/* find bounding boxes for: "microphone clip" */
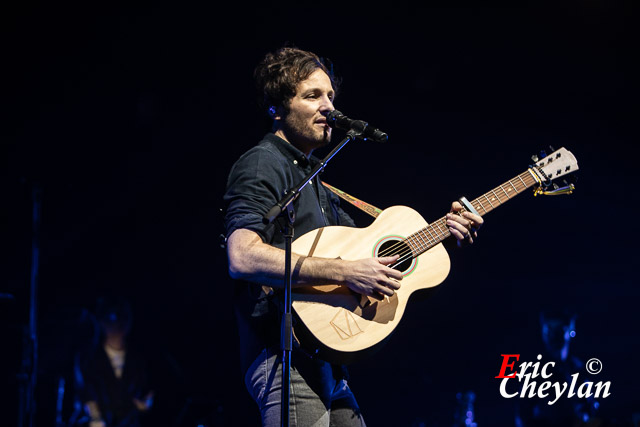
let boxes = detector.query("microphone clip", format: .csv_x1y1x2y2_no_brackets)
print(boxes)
326,110,388,143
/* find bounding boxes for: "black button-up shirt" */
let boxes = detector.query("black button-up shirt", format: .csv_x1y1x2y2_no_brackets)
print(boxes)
223,133,355,373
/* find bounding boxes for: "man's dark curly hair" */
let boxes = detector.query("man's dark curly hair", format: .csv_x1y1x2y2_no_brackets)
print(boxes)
254,46,340,114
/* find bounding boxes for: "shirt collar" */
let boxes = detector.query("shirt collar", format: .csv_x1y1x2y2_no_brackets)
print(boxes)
263,133,312,168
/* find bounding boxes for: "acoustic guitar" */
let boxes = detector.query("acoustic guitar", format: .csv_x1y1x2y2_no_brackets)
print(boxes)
291,147,579,364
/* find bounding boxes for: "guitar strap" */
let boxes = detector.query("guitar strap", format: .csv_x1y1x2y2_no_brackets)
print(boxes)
321,181,382,219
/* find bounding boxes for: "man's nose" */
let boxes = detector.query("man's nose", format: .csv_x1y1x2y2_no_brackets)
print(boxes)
320,95,334,114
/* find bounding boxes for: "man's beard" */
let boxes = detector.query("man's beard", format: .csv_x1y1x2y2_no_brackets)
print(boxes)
282,115,332,150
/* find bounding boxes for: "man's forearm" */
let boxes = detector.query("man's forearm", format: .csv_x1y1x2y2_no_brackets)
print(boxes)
227,228,346,288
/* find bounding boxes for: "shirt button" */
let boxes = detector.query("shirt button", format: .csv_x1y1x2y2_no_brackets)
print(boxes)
293,160,298,165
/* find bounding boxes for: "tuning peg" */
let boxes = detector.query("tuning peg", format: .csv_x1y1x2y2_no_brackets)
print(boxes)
531,154,539,162
553,183,559,190
539,150,547,159
548,145,555,153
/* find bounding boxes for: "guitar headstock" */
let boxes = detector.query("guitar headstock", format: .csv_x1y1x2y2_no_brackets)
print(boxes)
530,147,579,195
529,147,579,195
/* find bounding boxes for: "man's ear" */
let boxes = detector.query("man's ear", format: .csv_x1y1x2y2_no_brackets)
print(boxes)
269,105,285,121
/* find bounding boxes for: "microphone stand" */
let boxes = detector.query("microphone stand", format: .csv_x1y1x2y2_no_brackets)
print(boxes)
262,130,359,427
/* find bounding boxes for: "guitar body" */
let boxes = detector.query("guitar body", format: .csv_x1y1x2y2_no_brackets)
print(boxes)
292,205,451,364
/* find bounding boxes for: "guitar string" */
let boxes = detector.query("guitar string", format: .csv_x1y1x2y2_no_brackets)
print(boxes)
379,216,468,270
377,216,452,258
376,217,450,260
376,216,453,260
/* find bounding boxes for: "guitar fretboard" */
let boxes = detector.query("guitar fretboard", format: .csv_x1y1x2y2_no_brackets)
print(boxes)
405,169,538,257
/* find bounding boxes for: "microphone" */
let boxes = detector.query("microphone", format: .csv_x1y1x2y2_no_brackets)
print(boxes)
326,110,388,143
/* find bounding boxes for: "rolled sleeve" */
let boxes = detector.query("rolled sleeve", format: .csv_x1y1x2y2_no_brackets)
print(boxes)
223,147,287,243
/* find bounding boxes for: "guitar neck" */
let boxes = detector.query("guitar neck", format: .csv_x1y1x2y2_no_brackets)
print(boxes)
407,169,538,257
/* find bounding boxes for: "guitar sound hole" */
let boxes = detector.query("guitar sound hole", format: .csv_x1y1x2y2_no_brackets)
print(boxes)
376,239,413,273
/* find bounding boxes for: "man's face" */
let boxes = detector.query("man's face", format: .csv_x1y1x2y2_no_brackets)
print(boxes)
276,69,335,155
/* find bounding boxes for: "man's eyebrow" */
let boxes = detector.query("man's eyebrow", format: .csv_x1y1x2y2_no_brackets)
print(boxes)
308,87,335,94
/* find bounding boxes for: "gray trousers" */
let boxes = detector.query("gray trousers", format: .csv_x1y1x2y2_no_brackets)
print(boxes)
244,347,367,427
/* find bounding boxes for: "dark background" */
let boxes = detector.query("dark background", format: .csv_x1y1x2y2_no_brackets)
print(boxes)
2,3,638,426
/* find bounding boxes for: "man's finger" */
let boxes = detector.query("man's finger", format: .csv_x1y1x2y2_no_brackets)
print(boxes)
385,276,402,290
377,255,400,265
375,283,395,297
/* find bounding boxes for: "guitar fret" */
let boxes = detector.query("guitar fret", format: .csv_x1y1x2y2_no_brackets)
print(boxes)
508,180,518,194
416,232,428,252
434,220,446,238
424,227,437,246
404,236,416,254
474,198,487,214
517,175,527,189
442,219,452,237
404,235,419,257
500,184,511,199
414,231,428,252
490,189,501,205
484,194,494,208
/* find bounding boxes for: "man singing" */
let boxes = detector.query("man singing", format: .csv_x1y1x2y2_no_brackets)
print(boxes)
223,46,482,426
